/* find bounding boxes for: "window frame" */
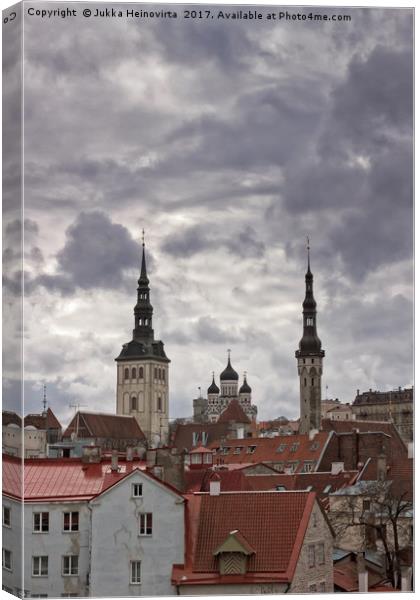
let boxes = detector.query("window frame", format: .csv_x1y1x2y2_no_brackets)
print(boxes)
32,555,48,577
33,512,49,533
132,483,143,498
63,511,79,533
62,555,79,577
130,560,142,585
2,548,12,571
308,544,316,568
317,542,325,565
138,513,153,536
3,506,11,528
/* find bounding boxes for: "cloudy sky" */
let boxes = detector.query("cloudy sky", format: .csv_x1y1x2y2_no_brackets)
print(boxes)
3,3,413,427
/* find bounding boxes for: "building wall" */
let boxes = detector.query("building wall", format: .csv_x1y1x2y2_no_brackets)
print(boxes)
178,582,288,595
289,500,334,593
89,470,184,597
297,356,323,433
2,425,47,458
116,360,169,446
2,497,24,597
22,501,90,597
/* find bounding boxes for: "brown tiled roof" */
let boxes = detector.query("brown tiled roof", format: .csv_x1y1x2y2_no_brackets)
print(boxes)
2,411,22,427
180,491,315,579
210,432,330,470
63,412,145,440
358,456,413,501
246,470,359,496
172,422,231,453
184,468,253,493
24,408,62,430
218,399,250,424
321,419,407,454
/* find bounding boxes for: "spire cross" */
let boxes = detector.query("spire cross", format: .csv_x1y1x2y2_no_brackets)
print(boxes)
142,229,145,247
244,371,247,379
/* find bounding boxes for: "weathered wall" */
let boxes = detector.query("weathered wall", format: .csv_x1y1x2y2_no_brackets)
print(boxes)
2,497,24,596
178,582,288,595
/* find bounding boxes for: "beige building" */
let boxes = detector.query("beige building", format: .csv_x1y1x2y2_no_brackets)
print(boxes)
116,241,170,446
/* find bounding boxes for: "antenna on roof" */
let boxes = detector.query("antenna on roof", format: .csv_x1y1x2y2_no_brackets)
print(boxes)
69,403,88,440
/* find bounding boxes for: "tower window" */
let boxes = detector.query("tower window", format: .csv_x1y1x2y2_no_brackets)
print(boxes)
139,367,144,379
154,368,158,379
124,368,129,381
311,378,314,386
131,396,137,411
162,370,165,382
306,317,313,326
132,367,136,379
304,378,307,387
157,397,162,411
311,359,314,364
158,368,161,380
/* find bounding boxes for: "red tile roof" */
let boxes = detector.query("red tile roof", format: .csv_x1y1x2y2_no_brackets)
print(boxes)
358,456,413,501
172,422,231,453
218,400,250,424
63,412,145,440
1,454,184,502
210,432,330,471
184,468,253,493
321,419,407,455
173,490,317,586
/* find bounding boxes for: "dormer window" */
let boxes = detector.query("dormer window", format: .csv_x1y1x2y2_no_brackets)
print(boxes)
214,530,255,576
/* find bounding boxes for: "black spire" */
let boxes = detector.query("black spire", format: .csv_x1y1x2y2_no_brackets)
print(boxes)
220,350,239,381
133,231,154,343
239,373,252,394
207,372,220,395
296,240,324,357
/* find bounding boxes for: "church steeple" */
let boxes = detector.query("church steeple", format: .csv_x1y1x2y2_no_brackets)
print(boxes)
297,238,323,355
133,232,154,343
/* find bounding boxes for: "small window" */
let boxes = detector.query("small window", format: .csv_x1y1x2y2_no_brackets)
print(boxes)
303,462,313,473
130,560,141,584
2,549,12,571
32,556,48,577
317,543,325,565
276,485,286,491
323,484,332,494
308,545,315,568
139,367,144,379
157,397,162,411
62,555,78,576
246,445,257,454
304,378,307,387
63,512,79,532
139,513,153,536
124,368,129,380
319,582,326,593
154,368,158,379
158,368,162,380
311,358,314,364
276,444,286,453
203,453,213,464
131,396,137,411
3,507,11,528
362,499,371,512
132,483,143,497
234,447,243,454
191,453,202,465
290,442,299,453
33,512,49,533
311,378,314,386
131,367,136,379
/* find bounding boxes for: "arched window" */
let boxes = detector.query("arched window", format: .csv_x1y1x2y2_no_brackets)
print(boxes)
132,367,136,380
124,368,129,381
139,367,144,379
157,397,162,411
131,396,137,411
154,367,158,379
304,378,307,387
162,370,165,382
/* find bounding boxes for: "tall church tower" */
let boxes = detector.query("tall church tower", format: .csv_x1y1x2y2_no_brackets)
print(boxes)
295,241,325,434
116,235,170,447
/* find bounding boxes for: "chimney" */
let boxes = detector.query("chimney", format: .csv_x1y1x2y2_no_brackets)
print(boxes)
309,429,318,441
111,450,119,472
209,473,221,496
407,442,413,459
401,566,412,591
331,461,344,475
126,446,133,462
377,454,387,482
81,445,101,464
357,553,368,593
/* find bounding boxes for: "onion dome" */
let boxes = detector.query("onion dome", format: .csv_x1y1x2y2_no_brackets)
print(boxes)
239,375,252,394
207,373,220,395
220,356,239,381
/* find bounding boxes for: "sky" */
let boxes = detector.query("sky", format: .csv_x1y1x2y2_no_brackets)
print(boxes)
2,2,413,427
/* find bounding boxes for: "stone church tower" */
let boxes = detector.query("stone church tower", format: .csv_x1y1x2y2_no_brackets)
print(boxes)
296,243,325,434
116,237,170,446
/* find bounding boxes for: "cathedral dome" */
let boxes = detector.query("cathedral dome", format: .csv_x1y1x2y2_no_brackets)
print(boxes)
220,357,239,381
207,375,220,395
239,377,252,394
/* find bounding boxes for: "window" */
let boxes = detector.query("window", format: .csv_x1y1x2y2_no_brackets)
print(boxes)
154,368,158,379
276,444,286,453
317,543,325,565
131,367,136,379
362,499,371,511
158,368,162,380
303,462,313,473
3,506,11,527
139,513,153,536
311,378,314,386
62,555,78,576
157,396,162,411
131,396,137,411
32,556,48,577
308,584,317,593
63,512,79,532
309,442,319,451
33,512,49,533
2,549,12,571
132,483,143,497
304,377,307,387
306,317,313,326
246,445,256,454
308,544,315,568
319,582,326,593
234,447,243,454
130,560,141,584
139,367,144,379
276,485,286,491
323,484,332,494
124,368,129,380
203,452,213,464
191,453,202,465
162,370,165,382
290,442,299,453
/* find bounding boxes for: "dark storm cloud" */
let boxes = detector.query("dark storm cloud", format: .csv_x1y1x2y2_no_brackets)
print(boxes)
31,212,141,294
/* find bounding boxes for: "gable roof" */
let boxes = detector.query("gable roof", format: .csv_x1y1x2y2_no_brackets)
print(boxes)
245,470,359,497
218,399,251,424
184,468,253,493
321,419,407,455
2,411,22,427
25,407,62,430
173,490,319,586
62,412,145,440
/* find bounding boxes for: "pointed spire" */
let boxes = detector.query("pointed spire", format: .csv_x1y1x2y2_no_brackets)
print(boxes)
306,236,311,273
42,384,47,413
139,229,149,285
